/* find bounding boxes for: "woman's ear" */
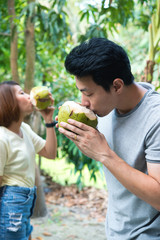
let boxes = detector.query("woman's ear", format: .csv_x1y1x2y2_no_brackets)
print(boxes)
113,78,124,93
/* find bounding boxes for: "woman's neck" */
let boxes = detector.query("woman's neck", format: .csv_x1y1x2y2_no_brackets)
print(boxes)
8,120,23,137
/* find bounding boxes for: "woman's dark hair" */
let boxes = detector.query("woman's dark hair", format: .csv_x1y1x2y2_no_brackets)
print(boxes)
65,38,134,91
0,81,20,127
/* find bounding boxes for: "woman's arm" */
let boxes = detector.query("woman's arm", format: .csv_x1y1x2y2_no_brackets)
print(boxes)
38,124,57,159
38,96,57,159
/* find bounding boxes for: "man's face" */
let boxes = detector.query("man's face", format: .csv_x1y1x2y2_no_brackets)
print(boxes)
76,76,116,117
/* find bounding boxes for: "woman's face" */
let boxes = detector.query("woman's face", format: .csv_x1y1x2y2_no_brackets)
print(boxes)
14,85,33,117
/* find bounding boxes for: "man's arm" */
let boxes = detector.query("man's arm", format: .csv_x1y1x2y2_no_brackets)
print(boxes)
58,119,160,211
102,151,160,211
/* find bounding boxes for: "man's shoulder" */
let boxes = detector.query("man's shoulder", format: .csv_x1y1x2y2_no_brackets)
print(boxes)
138,82,160,104
145,90,160,109
138,82,155,91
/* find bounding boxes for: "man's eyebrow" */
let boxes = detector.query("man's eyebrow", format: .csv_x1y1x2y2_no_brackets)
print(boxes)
76,85,89,92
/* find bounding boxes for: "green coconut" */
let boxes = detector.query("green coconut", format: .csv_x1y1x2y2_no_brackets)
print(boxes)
30,86,51,110
58,101,98,128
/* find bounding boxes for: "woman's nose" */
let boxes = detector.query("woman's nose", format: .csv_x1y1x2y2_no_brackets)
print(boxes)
26,93,30,99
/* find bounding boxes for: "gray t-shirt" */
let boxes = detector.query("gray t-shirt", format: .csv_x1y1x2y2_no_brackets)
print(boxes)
98,83,160,240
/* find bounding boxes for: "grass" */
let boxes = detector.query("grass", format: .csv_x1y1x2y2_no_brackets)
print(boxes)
36,156,107,189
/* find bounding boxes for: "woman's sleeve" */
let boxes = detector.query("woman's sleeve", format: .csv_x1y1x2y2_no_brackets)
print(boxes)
0,140,7,176
22,122,46,153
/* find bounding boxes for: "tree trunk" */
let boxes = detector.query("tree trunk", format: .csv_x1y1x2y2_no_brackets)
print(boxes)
144,60,155,83
141,0,160,84
8,0,19,83
24,0,47,218
24,0,35,93
24,110,47,218
31,165,48,218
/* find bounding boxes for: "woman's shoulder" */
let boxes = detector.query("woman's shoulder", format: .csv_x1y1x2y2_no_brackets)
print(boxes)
21,122,32,132
0,126,9,143
21,122,39,139
0,126,8,135
21,122,35,137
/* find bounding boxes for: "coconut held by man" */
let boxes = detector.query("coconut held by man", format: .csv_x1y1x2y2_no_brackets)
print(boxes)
58,101,98,128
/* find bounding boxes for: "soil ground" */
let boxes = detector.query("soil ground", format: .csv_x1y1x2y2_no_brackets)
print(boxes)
31,175,108,240
31,203,107,240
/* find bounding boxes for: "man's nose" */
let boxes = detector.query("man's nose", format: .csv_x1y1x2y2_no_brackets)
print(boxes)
81,94,90,108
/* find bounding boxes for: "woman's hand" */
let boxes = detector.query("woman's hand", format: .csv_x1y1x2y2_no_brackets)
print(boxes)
38,94,57,159
39,94,55,123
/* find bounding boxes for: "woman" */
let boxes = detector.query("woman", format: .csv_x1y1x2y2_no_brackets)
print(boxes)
0,81,57,240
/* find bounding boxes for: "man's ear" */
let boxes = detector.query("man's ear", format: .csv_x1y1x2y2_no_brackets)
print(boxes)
113,78,124,93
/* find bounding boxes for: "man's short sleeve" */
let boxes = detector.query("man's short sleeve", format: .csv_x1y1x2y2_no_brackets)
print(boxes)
145,121,160,163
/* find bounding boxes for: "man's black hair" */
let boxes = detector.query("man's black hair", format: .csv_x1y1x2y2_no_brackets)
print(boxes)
65,38,134,91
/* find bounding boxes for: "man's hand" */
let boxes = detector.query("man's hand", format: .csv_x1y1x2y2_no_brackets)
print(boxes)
58,118,109,162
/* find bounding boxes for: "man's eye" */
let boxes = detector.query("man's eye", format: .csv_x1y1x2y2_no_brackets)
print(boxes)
86,94,92,97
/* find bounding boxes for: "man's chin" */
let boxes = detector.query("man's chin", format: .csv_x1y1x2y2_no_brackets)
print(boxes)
97,113,109,117
96,113,103,117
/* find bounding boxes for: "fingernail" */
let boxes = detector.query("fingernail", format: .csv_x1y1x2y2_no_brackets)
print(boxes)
59,127,63,133
59,122,65,126
68,119,73,123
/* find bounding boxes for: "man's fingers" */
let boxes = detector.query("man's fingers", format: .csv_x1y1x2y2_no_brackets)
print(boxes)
67,119,92,131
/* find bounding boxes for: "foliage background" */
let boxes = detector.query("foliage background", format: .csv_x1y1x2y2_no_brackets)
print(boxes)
0,0,160,187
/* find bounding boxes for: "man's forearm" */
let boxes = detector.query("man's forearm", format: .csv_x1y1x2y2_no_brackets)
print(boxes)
101,150,160,211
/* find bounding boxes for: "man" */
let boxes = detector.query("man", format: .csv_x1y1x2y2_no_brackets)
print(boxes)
58,38,160,239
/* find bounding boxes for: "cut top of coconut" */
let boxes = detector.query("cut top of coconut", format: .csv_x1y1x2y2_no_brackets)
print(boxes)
30,86,49,99
62,101,97,120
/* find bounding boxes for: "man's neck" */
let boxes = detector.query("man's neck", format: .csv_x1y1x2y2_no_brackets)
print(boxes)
116,83,148,115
